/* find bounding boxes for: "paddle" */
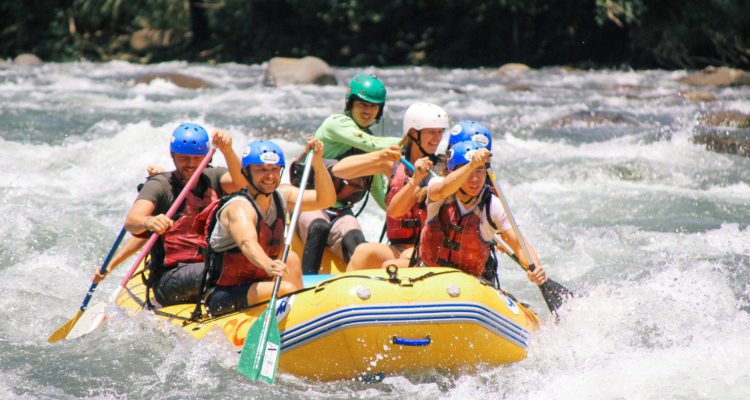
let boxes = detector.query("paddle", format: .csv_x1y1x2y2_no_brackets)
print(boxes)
62,148,217,340
493,235,572,313
487,170,573,315
401,157,573,314
237,149,315,383
47,227,127,343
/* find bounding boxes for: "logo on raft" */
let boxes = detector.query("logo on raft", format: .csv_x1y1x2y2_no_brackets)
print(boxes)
497,292,520,315
224,295,294,347
276,295,294,321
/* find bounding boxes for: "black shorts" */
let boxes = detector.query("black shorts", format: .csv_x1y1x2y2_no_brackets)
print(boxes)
205,284,252,316
154,262,205,306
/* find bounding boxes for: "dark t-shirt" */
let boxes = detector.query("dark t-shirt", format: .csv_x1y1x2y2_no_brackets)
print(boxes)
136,166,228,214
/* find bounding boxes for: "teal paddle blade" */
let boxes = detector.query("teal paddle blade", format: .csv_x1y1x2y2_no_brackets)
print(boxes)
237,306,281,383
259,313,281,384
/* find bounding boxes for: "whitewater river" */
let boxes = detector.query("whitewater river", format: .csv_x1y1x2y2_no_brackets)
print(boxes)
1,61,748,399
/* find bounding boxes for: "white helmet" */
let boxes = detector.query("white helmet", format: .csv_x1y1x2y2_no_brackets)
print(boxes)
402,102,450,136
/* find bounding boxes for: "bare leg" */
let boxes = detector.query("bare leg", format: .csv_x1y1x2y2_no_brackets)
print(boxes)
380,246,417,269
246,250,304,304
399,247,414,260
283,250,304,290
380,258,412,269
347,243,399,271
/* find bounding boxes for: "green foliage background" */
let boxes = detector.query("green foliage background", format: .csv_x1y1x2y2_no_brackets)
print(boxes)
1,0,748,68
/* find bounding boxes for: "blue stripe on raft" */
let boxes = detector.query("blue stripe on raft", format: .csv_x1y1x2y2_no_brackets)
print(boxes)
279,302,530,352
283,303,529,340
302,274,335,288
283,311,526,351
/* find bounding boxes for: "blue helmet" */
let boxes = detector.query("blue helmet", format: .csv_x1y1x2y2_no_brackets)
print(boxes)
170,123,209,156
241,140,286,168
447,140,484,171
448,120,492,150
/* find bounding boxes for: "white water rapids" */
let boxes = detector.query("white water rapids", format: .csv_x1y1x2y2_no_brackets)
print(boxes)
0,61,748,399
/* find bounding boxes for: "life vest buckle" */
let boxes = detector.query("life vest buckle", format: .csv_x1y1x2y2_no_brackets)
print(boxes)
442,240,461,251
401,218,421,228
449,223,464,233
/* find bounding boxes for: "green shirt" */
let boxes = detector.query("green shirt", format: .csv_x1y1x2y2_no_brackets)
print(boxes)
314,114,401,210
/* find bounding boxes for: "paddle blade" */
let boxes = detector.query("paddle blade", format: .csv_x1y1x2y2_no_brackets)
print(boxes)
237,307,281,383
66,301,108,340
539,279,574,314
47,310,84,343
259,317,281,384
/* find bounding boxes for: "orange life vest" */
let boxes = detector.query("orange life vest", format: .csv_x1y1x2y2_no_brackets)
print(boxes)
385,161,427,245
419,190,494,277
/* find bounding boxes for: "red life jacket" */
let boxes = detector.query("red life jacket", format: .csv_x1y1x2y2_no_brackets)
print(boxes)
162,183,219,268
385,161,427,245
194,190,286,287
419,190,495,277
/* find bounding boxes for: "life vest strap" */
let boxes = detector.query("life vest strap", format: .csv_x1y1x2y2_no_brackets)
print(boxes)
436,258,460,269
400,218,421,228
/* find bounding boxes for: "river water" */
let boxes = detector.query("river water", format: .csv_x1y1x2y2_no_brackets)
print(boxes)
1,61,748,399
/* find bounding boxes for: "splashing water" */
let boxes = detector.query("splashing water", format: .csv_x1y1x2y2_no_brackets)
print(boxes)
1,62,748,399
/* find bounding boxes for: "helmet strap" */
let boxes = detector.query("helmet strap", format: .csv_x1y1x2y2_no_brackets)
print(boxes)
250,182,272,199
457,188,479,205
170,152,194,185
408,130,434,159
242,167,273,199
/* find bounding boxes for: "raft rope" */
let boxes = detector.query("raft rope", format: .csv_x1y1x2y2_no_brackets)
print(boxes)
124,267,502,325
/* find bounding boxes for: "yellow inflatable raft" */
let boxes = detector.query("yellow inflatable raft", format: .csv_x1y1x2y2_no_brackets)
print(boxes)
116,237,540,381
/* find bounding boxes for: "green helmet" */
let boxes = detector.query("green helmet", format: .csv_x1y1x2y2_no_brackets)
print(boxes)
345,73,386,122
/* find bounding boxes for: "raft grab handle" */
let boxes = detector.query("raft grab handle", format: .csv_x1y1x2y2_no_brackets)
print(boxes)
392,335,431,347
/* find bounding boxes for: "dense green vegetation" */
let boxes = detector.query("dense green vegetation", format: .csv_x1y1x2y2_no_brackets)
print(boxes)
2,0,748,68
